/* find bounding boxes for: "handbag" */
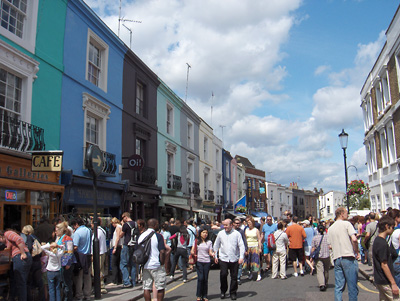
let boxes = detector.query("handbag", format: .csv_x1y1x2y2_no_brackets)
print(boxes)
188,239,197,265
310,235,324,260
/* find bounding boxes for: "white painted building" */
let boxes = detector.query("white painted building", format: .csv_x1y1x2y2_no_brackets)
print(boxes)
265,182,293,219
319,191,346,220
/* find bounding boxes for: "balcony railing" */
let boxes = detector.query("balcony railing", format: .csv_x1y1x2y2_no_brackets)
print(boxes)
0,109,45,152
216,195,224,205
188,181,200,196
134,166,156,185
167,173,182,191
84,145,117,177
205,189,214,201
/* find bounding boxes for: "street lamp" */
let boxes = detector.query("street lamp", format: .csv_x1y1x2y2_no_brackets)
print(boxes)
338,129,349,213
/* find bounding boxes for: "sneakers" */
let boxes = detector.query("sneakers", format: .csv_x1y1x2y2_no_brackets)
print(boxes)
122,284,133,289
169,275,174,280
281,276,287,280
248,273,253,280
300,270,304,276
101,289,107,294
320,285,327,291
183,279,187,283
293,272,298,277
256,275,262,281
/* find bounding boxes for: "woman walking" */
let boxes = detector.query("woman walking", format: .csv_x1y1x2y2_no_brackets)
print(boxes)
310,224,330,291
110,217,123,285
169,226,190,283
191,227,215,301
55,222,76,301
243,216,262,281
271,221,289,279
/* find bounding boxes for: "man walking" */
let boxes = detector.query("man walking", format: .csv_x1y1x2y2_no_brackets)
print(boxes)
120,212,138,288
328,207,359,301
262,215,277,272
139,219,166,301
285,216,306,277
372,215,399,300
233,218,248,285
185,219,197,269
365,212,379,268
214,219,245,300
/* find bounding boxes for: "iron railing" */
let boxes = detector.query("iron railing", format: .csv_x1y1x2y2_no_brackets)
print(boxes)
167,173,182,190
84,146,117,177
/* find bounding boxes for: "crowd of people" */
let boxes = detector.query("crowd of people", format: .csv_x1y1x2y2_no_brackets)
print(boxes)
4,207,400,301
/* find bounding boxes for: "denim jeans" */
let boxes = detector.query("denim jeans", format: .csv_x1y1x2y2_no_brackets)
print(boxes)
171,248,188,281
237,263,243,280
393,253,400,287
12,252,32,301
120,246,136,286
334,257,358,301
47,270,62,301
196,262,211,299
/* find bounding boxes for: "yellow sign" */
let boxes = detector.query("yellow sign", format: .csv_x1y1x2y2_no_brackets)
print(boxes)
31,152,63,172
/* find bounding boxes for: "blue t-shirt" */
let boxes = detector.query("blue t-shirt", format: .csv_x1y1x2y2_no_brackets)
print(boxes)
304,227,315,247
73,225,91,254
262,223,278,241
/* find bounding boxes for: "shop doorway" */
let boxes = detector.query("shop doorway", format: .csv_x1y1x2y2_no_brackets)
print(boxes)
4,204,22,231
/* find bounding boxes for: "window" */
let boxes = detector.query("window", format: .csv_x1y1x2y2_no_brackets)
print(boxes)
381,70,391,107
136,82,145,116
0,68,22,120
366,138,377,174
225,160,229,177
0,0,37,52
232,166,236,184
187,120,193,149
225,182,230,203
167,152,174,175
380,130,388,167
387,123,396,164
216,149,219,168
204,137,208,160
327,206,330,214
375,81,384,116
233,190,237,203
166,103,173,135
86,29,108,91
385,192,390,209
270,190,273,200
136,138,145,157
204,172,208,198
82,93,110,150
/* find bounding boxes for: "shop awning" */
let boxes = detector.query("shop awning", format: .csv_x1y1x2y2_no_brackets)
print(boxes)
250,211,268,218
166,204,217,216
226,210,245,218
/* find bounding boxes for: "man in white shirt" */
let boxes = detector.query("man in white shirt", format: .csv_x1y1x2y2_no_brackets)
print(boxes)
91,218,108,294
214,219,245,300
138,219,166,301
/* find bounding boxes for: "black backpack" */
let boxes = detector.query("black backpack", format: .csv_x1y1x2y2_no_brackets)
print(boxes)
132,231,155,264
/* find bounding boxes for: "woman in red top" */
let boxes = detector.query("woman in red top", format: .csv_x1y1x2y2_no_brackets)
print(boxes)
0,229,32,301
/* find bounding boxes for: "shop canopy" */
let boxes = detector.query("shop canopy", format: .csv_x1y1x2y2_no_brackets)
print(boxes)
250,211,269,218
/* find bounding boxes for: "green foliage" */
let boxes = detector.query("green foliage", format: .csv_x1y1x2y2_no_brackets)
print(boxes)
347,179,371,210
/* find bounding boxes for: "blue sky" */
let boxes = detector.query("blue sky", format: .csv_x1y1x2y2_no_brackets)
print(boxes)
85,0,399,192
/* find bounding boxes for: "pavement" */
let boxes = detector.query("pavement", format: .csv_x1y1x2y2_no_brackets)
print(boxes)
358,261,374,283
98,269,195,301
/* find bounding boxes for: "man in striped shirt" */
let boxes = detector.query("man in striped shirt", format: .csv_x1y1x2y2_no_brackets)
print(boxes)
0,229,32,301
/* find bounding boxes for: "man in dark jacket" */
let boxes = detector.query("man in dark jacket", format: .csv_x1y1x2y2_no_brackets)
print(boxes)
35,216,54,243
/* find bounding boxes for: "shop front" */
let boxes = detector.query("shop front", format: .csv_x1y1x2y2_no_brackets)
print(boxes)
124,184,161,221
0,150,64,230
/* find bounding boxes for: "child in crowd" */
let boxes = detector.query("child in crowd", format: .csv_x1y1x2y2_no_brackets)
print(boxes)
41,242,64,301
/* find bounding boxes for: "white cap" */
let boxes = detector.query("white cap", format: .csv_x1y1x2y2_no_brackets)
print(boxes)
301,220,310,225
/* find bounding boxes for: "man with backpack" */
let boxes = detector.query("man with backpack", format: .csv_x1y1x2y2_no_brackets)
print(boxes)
138,218,166,301
120,212,138,288
262,215,277,273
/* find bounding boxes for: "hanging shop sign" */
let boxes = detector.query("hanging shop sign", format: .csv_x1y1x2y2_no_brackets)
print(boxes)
31,151,63,172
127,154,144,171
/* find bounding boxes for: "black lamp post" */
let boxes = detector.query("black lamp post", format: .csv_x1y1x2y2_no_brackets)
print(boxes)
338,129,349,213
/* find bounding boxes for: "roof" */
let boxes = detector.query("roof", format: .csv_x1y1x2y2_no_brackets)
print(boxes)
234,155,255,168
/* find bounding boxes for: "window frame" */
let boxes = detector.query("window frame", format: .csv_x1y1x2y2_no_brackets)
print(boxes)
85,29,109,92
136,81,145,116
166,101,173,136
187,119,193,149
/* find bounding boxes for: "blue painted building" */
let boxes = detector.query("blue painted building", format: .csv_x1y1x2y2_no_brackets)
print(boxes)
60,0,128,216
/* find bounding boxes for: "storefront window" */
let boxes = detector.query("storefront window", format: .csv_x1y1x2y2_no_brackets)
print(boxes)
0,188,25,202
31,191,50,211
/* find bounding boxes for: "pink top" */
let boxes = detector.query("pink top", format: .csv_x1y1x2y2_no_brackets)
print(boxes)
4,231,29,258
196,240,212,263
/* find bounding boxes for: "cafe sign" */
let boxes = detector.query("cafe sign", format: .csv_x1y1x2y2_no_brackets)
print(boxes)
31,151,63,172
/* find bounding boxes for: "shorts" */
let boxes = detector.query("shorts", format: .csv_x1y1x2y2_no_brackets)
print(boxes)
289,248,304,262
143,266,166,291
263,242,274,255
304,245,311,257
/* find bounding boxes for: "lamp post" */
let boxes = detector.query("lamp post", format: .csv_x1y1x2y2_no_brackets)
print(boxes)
338,129,349,213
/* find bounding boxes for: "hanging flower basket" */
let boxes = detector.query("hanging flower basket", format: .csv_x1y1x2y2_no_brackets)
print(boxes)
235,206,247,213
347,179,370,197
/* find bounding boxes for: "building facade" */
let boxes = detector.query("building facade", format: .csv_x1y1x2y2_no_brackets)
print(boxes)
319,190,346,220
360,6,400,212
266,182,293,220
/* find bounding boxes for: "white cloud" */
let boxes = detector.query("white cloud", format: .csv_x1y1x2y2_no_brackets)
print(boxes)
314,65,331,76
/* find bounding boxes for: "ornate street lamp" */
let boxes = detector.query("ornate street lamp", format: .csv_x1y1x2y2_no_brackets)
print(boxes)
338,129,349,213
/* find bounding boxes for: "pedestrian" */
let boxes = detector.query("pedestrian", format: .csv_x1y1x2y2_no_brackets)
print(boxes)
139,219,167,301
302,220,315,275
71,217,92,301
169,226,189,282
285,216,306,277
35,216,54,244
271,221,289,280
185,219,197,270
110,217,123,285
192,226,215,301
160,223,172,275
389,209,400,287
213,219,245,300
327,207,359,301
41,242,64,301
120,212,138,288
0,228,33,301
310,224,330,291
232,218,248,285
365,212,379,269
21,225,45,301
243,216,262,281
372,215,399,300
91,217,108,294
55,222,76,301
261,215,277,273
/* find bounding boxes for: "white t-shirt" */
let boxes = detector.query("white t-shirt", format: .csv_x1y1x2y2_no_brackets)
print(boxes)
91,227,107,255
138,229,166,270
327,220,356,260
392,229,400,250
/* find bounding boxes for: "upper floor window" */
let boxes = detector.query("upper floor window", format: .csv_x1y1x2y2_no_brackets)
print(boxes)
216,149,219,168
225,160,229,177
86,29,108,92
187,120,193,149
387,122,396,164
82,93,110,151
375,81,384,116
203,137,208,160
232,166,236,184
136,137,145,158
0,68,21,120
136,82,145,116
0,0,38,52
166,102,173,135
381,69,391,107
380,130,389,167
167,152,174,175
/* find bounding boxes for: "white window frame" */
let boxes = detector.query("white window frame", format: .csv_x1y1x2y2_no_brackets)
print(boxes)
0,39,38,123
204,136,208,160
386,122,396,164
374,79,384,117
166,101,173,136
380,129,389,167
380,68,391,109
82,93,110,151
187,119,193,149
232,166,236,184
136,82,144,116
86,29,109,92
0,0,38,53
